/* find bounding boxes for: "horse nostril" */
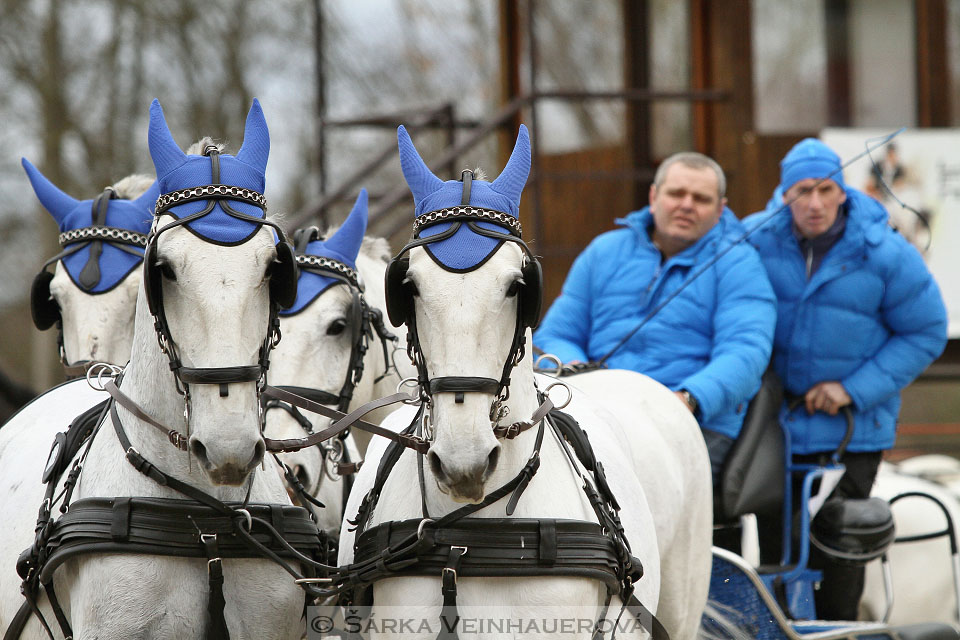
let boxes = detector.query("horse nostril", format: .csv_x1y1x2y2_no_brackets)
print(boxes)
485,445,500,479
190,439,209,466
250,439,266,469
427,450,446,481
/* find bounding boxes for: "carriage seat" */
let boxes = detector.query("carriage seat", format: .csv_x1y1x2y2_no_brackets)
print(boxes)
810,496,895,565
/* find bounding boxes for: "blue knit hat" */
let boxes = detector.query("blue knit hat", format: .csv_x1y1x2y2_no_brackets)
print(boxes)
780,138,845,193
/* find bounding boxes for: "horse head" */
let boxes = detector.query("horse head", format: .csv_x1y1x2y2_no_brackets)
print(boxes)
135,98,297,487
389,124,541,503
23,160,158,372
266,190,372,499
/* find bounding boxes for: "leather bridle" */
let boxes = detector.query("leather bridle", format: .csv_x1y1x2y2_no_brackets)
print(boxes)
143,147,297,449
384,170,544,437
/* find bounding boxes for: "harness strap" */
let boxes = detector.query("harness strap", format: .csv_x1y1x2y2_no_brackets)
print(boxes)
438,545,467,640
2,601,47,640
202,533,230,640
623,591,670,640
105,379,188,451
43,581,72,639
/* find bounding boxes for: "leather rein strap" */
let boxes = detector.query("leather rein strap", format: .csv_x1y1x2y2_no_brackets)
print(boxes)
261,385,429,454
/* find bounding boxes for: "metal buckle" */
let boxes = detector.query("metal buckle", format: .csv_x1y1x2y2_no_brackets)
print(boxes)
168,430,187,450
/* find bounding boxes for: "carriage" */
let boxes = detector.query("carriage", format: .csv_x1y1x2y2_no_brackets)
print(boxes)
700,370,960,640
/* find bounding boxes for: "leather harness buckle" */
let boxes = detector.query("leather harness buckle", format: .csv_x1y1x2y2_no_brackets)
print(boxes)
168,430,188,450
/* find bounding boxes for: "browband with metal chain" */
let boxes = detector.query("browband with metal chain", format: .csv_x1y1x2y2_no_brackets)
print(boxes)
59,226,148,247
413,205,522,238
296,255,362,291
155,184,267,215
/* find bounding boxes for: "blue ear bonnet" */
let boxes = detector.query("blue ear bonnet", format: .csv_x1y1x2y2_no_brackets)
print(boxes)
156,157,267,244
148,99,273,245
281,189,368,316
398,124,530,271
23,158,158,293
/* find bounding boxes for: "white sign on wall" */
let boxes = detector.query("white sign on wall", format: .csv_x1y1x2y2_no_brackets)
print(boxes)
821,128,960,338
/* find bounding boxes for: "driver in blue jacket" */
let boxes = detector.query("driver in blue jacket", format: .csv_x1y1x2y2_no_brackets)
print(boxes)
744,138,948,621
533,152,777,498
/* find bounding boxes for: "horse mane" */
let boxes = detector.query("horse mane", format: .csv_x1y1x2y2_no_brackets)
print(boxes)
185,137,225,156
361,236,391,264
110,173,155,199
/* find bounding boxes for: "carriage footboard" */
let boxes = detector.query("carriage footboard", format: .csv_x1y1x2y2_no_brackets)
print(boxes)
704,547,960,640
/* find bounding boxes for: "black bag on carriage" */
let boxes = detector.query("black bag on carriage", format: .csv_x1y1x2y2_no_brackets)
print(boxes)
718,366,786,521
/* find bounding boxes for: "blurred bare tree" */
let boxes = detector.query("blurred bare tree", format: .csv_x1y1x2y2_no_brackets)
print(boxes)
0,0,314,395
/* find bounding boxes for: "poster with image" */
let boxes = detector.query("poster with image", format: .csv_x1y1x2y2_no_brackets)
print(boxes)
821,128,960,338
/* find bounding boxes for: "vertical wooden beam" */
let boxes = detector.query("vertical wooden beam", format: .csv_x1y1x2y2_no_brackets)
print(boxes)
498,0,523,137
623,0,651,205
916,0,951,126
690,0,711,154
825,0,851,126
690,0,754,212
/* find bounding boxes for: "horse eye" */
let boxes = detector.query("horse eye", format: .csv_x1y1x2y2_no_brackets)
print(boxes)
327,319,347,336
294,464,310,487
158,263,177,282
403,277,419,297
506,280,521,298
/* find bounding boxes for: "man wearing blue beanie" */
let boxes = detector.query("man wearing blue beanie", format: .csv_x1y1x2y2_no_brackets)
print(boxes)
744,138,948,620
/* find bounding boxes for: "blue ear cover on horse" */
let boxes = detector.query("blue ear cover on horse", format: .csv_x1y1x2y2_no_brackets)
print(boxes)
281,189,368,316
148,99,272,245
397,125,530,271
23,158,157,294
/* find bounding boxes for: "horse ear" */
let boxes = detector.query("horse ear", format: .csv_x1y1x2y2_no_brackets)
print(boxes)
236,98,270,174
397,125,443,210
22,158,79,224
490,124,531,206
148,99,187,178
325,189,368,262
132,180,161,214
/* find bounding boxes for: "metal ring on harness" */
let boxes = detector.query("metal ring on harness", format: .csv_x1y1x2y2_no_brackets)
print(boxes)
86,362,123,391
534,353,563,376
417,518,435,539
236,508,253,532
543,381,573,410
396,377,423,404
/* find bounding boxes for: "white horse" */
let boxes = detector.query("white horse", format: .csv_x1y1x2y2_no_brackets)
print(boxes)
23,162,158,374
264,189,413,536
0,100,310,639
337,125,710,639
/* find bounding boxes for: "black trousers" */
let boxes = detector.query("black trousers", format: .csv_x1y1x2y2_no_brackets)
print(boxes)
756,450,882,621
702,428,742,553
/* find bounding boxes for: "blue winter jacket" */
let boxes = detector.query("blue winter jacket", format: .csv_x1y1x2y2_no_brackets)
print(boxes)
533,207,777,440
743,189,947,455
